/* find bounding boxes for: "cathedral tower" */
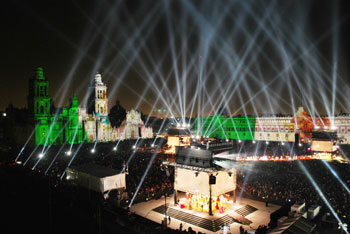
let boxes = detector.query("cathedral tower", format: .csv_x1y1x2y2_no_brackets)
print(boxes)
33,67,51,118
87,73,108,117
30,67,51,145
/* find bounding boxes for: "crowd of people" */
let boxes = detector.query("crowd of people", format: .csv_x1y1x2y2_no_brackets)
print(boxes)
237,160,350,224
2,138,350,233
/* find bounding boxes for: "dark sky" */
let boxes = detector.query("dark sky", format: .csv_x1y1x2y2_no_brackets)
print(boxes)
1,0,349,117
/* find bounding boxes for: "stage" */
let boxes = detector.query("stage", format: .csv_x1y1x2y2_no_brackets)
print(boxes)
130,193,280,233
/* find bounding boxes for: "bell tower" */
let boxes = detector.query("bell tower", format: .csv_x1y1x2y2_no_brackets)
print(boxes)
87,73,108,117
29,67,51,145
33,67,50,118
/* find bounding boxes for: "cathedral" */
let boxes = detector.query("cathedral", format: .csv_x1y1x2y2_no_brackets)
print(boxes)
29,67,153,146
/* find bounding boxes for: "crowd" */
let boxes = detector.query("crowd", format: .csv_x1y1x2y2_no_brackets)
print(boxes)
237,160,350,223
2,138,350,233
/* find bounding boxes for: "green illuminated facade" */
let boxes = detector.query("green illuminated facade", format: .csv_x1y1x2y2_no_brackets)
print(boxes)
195,114,256,140
31,67,84,146
65,96,84,144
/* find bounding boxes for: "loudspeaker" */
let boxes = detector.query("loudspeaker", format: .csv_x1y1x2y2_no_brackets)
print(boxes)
209,175,216,184
295,133,299,144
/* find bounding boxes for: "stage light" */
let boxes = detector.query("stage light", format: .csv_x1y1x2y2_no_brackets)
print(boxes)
238,140,242,143
182,123,186,128
266,141,269,145
38,153,44,158
298,143,302,147
315,125,320,129
91,149,95,153
338,223,348,232
226,139,229,142
325,126,329,129
66,151,72,156
177,123,181,128
113,147,117,151
331,126,337,130
282,142,285,146
151,144,155,147
2,113,6,117
132,145,136,149
253,140,256,144
187,123,190,128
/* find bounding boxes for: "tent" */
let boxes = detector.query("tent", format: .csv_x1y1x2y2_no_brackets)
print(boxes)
66,164,126,193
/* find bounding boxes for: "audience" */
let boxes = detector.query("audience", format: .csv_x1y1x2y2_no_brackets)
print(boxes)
2,139,349,234
237,160,350,224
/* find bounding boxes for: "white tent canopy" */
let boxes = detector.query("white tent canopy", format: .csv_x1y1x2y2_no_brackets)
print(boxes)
66,164,126,193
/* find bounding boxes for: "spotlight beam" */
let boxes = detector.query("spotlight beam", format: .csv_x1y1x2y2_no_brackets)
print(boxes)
297,161,347,231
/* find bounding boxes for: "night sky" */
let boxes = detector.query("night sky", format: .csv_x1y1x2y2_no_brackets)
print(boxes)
1,0,349,117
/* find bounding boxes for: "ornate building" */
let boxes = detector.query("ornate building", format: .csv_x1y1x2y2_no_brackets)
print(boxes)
117,109,153,140
28,67,84,145
28,67,153,146
254,115,295,142
196,106,350,145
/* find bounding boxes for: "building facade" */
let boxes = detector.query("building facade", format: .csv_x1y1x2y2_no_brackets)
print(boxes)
196,106,350,145
29,67,153,146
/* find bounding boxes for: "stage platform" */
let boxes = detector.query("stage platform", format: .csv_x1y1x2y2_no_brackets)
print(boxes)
130,194,280,233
